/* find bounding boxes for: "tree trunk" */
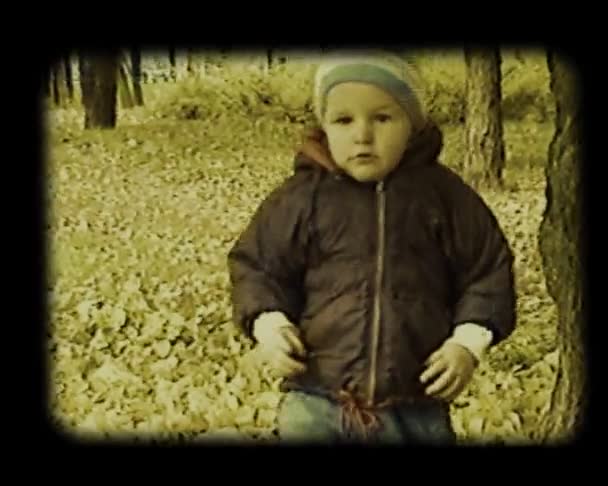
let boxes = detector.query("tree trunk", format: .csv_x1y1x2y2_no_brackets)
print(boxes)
51,58,70,107
51,62,60,106
169,46,176,81
79,52,118,129
78,52,89,105
200,54,207,77
64,53,74,100
535,52,587,445
43,65,51,99
130,47,144,105
463,47,505,190
118,54,135,109
186,48,195,75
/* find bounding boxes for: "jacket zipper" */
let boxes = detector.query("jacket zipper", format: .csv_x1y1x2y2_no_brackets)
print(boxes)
367,180,385,406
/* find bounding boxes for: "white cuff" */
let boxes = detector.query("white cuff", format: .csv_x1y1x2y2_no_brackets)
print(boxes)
447,323,493,363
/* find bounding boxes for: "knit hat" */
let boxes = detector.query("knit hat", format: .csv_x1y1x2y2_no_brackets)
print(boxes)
313,50,427,132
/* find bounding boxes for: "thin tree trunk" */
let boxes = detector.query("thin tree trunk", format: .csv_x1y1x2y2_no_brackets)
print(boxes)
79,52,118,129
169,46,176,81
51,62,60,106
118,54,135,109
43,65,51,99
64,53,74,100
53,61,68,107
130,47,144,105
535,52,587,445
463,47,506,190
186,48,193,75
219,48,230,61
201,53,208,76
78,52,89,105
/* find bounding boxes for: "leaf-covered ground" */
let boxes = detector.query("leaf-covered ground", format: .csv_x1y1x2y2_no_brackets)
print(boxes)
46,53,558,444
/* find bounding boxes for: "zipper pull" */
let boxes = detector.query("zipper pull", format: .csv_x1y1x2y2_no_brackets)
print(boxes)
377,181,384,193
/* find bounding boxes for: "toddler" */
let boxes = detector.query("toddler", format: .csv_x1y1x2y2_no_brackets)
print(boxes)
228,50,516,444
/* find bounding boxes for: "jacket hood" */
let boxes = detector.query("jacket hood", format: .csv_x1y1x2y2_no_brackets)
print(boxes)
293,120,444,177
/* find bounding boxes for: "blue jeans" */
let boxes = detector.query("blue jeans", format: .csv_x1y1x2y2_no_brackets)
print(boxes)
277,391,457,445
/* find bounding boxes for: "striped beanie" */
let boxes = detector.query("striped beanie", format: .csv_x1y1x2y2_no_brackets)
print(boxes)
313,49,427,132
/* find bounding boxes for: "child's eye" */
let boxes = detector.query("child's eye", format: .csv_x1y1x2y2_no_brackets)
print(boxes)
333,116,352,124
375,114,391,122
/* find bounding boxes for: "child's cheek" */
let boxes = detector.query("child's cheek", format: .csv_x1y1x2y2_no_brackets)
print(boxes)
327,144,349,169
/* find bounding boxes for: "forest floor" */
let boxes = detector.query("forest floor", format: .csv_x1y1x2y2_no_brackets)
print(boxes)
46,77,558,444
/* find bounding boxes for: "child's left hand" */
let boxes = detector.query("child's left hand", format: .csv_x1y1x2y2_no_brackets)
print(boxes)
419,341,478,402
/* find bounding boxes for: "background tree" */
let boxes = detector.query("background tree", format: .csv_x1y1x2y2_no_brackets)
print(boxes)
117,52,135,109
535,51,587,444
186,48,194,75
63,53,74,101
50,61,61,106
79,52,119,129
51,56,70,107
190,50,209,77
43,66,51,99
130,47,144,105
267,49,287,70
463,47,506,190
169,46,177,82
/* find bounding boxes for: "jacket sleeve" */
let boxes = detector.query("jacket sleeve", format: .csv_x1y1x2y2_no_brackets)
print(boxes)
443,173,517,346
227,173,313,341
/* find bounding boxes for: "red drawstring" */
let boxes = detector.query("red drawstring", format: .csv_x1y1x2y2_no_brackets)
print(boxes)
337,390,386,440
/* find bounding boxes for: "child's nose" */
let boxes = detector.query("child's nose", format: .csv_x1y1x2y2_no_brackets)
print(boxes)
353,121,373,144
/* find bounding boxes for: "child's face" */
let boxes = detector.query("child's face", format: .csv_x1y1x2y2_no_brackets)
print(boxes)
321,82,413,183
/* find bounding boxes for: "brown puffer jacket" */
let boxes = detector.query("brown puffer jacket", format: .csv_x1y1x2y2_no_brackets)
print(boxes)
227,121,516,421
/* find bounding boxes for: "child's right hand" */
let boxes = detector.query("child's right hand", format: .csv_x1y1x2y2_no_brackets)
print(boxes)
253,311,308,378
